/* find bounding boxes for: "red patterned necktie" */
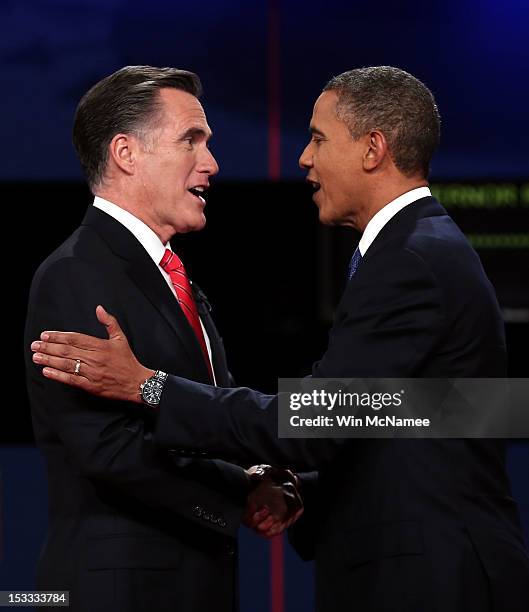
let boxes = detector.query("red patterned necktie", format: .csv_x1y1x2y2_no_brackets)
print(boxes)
160,249,214,381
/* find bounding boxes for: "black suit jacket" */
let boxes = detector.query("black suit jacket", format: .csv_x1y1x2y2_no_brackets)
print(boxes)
153,197,529,611
24,206,249,612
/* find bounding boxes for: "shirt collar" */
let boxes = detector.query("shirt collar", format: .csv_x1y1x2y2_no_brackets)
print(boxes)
358,186,432,256
93,196,169,266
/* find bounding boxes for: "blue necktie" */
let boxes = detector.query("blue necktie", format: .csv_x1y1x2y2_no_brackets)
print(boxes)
347,246,362,281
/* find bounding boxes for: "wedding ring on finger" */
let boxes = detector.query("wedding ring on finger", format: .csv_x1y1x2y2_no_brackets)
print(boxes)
74,359,82,376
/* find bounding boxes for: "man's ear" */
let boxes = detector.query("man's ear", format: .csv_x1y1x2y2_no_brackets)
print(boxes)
107,133,139,177
363,130,388,171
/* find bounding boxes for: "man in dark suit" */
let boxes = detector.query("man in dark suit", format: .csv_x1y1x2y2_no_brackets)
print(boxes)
32,67,529,610
24,66,301,612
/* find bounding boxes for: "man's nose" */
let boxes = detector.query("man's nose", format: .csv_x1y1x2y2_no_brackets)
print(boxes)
199,147,219,176
299,143,313,169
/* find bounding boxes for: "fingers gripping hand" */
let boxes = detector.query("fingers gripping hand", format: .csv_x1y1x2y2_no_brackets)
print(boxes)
243,470,305,538
243,479,289,537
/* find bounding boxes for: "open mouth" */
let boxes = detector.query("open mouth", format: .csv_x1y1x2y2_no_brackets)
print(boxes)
188,185,208,203
306,179,321,194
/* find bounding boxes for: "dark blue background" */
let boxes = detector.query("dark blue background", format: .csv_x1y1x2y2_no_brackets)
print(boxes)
2,0,528,181
1,1,528,610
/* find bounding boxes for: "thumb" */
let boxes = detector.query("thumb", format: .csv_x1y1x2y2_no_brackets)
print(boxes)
96,305,123,340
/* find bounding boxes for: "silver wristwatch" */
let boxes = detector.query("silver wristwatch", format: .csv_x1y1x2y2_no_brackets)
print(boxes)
140,370,168,407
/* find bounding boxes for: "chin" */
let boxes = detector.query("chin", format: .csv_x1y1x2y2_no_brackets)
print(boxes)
187,222,206,234
190,213,207,232
174,214,206,235
318,208,336,226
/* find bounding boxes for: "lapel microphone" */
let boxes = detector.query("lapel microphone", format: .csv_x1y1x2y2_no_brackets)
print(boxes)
191,281,212,312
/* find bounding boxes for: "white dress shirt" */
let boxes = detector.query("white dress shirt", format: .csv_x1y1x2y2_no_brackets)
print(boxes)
358,186,432,256
93,196,217,384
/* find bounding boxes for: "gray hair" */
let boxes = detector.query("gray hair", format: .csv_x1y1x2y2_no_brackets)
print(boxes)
73,65,202,189
324,66,441,178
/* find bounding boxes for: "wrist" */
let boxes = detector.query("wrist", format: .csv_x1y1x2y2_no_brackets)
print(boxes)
133,367,155,403
138,368,164,407
292,472,301,491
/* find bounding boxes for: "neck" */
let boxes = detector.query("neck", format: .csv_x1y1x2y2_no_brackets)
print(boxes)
356,177,428,232
95,187,172,244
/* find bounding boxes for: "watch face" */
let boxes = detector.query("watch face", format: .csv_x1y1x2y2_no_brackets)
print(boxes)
143,379,164,405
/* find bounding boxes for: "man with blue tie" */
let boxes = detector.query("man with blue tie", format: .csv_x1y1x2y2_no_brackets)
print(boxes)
32,66,529,611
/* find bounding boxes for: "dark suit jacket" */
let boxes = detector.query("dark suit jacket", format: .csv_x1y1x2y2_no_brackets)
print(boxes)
154,197,529,611
24,206,249,612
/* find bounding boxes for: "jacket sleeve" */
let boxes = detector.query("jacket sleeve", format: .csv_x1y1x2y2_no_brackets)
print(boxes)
153,247,444,471
25,256,248,536
287,471,320,561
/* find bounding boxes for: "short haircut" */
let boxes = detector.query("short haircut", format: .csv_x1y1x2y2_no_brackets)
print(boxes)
324,66,441,178
73,65,202,189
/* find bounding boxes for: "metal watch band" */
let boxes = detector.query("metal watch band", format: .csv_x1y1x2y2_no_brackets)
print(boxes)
140,370,168,407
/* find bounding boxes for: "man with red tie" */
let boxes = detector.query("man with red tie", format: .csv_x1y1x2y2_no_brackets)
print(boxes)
24,66,301,612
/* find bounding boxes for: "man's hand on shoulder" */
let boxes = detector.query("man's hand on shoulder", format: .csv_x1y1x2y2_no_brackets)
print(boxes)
31,305,152,404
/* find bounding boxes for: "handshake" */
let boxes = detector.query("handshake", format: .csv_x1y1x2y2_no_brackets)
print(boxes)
243,465,304,538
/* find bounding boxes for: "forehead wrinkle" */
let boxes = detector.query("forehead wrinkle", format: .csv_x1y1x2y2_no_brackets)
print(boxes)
179,125,212,140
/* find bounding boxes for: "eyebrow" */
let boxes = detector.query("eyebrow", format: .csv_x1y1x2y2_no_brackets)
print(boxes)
309,126,325,137
180,127,212,141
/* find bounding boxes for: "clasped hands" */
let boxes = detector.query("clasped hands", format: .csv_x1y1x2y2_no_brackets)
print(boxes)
243,465,304,538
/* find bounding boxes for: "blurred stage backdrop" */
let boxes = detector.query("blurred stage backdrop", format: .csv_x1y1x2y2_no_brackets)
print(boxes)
1,1,528,611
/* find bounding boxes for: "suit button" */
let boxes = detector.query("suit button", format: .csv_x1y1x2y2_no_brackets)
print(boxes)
193,505,203,518
225,543,235,556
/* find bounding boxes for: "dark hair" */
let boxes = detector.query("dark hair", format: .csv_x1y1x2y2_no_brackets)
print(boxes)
73,65,202,189
324,66,440,178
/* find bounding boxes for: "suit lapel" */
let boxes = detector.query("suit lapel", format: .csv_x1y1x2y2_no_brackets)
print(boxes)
127,260,211,381
193,282,231,386
363,196,448,264
81,207,211,381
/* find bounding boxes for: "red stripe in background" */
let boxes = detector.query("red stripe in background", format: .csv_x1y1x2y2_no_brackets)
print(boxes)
268,0,281,182
271,535,284,612
268,1,285,611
